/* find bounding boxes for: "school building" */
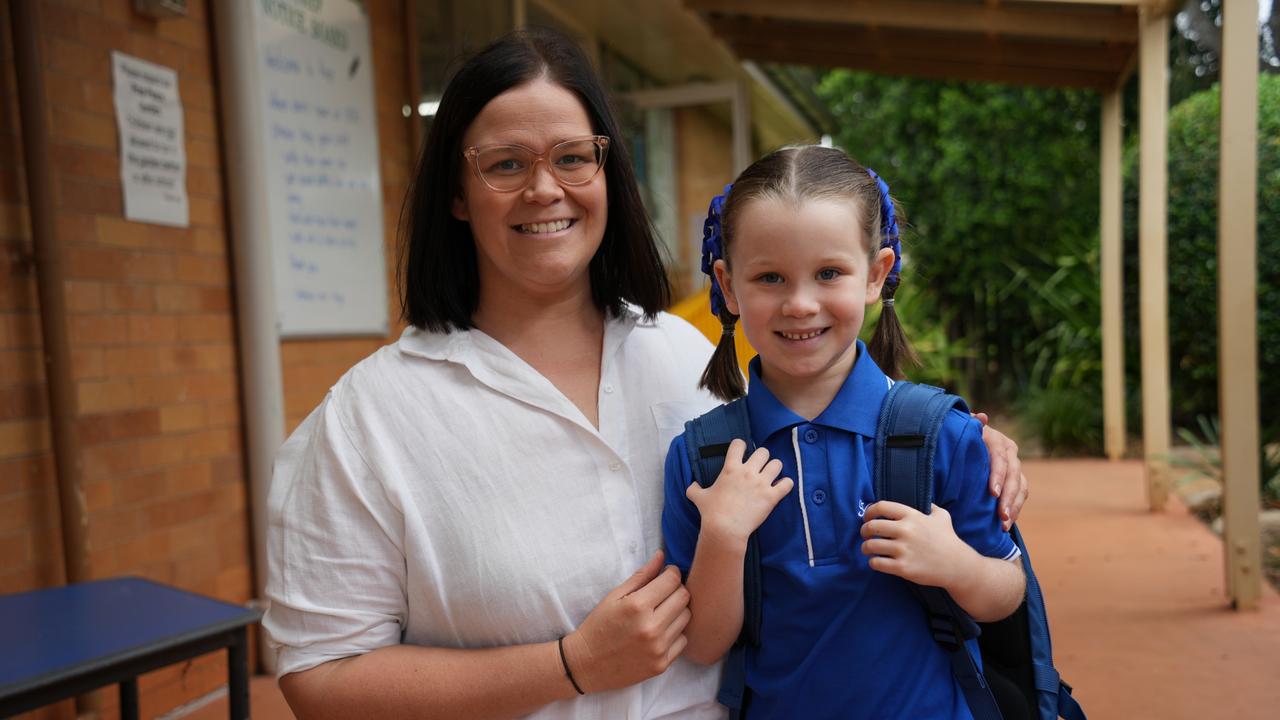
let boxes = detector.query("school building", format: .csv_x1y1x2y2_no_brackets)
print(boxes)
0,1,1265,718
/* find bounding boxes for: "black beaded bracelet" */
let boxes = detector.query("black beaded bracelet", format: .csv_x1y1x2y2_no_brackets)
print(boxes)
557,635,585,695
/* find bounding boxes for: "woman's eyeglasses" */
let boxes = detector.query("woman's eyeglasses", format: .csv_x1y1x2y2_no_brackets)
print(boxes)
463,135,610,192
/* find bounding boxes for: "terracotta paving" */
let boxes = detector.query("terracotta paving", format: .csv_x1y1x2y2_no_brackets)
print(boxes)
191,458,1280,720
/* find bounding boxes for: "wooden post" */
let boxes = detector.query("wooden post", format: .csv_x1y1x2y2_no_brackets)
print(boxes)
1101,87,1126,461
1138,8,1171,510
1218,0,1262,610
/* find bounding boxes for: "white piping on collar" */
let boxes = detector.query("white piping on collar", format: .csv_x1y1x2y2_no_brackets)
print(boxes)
792,426,815,568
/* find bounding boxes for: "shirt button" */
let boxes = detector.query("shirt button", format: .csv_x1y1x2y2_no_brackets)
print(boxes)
609,462,622,471
603,383,614,393
812,489,827,504
803,428,819,443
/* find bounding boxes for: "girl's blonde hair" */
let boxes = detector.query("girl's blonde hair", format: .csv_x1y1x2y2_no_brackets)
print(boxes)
700,145,919,401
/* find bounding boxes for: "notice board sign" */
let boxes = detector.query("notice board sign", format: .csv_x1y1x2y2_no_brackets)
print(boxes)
251,0,388,337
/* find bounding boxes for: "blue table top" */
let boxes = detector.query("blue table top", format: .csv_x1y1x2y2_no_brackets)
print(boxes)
0,576,261,695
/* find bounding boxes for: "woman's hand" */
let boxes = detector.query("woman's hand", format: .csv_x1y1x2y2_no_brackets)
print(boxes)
560,551,692,693
972,413,1028,530
684,439,794,546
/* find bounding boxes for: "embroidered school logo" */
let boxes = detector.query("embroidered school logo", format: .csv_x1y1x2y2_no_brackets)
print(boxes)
857,499,867,518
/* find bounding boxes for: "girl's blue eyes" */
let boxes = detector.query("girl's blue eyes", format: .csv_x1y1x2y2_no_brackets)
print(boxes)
755,269,842,284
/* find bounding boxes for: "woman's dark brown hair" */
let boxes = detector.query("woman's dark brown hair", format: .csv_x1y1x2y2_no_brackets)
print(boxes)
700,145,918,401
399,27,669,331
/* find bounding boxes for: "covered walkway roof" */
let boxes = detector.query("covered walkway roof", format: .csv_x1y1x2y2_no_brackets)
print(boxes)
687,0,1162,90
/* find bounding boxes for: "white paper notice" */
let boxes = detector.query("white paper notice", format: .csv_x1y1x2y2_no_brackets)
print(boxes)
112,52,189,227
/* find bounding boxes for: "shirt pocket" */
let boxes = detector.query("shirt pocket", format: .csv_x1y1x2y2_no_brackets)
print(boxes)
650,400,711,461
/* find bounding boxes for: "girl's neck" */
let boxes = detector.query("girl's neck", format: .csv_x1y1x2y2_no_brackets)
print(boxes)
758,345,858,421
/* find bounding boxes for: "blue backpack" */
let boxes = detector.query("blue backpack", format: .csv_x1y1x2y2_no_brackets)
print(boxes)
678,381,1086,720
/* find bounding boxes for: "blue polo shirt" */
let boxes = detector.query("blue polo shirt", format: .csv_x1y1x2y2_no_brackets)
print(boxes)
662,342,1017,720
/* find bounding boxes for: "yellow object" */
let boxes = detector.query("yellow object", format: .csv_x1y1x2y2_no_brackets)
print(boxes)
670,287,756,374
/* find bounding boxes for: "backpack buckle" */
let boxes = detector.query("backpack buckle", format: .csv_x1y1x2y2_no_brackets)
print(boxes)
928,612,962,651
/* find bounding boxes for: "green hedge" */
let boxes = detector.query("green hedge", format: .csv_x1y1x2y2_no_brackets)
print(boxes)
1122,74,1280,435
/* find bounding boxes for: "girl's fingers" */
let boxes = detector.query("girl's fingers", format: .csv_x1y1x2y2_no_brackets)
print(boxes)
771,477,794,497
861,500,913,522
859,518,901,540
860,538,899,558
745,446,772,471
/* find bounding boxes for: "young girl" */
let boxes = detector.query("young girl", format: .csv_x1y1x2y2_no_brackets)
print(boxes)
661,146,1026,719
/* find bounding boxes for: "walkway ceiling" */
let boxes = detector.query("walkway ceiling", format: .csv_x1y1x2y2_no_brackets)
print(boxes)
684,0,1181,91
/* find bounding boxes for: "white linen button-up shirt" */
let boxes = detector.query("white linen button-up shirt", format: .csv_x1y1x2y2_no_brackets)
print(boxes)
264,309,725,719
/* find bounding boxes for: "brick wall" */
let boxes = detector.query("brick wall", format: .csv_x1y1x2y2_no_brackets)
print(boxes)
0,0,412,717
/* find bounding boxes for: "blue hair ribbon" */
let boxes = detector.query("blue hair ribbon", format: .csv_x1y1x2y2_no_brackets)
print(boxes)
864,167,902,290
701,183,734,318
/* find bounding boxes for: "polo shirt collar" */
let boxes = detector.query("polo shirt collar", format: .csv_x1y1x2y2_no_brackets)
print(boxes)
745,340,892,442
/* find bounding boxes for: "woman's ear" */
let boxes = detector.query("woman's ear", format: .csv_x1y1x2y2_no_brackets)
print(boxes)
865,247,896,304
712,258,740,316
451,194,469,222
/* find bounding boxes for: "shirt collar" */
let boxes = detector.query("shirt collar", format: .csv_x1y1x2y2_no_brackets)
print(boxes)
745,339,892,442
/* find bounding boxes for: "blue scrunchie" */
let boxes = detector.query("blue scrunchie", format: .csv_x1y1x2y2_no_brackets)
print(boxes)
701,183,734,317
864,168,902,290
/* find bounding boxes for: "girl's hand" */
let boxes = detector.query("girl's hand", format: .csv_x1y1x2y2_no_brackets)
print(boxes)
859,501,976,589
561,551,692,693
972,413,1028,530
685,439,794,547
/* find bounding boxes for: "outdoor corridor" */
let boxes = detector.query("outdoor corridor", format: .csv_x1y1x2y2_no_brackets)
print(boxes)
202,459,1280,720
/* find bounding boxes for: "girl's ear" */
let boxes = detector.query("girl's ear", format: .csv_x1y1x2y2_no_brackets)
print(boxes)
712,258,741,316
865,247,896,305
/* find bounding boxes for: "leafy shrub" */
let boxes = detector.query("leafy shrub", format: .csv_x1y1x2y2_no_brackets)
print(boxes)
1122,74,1280,437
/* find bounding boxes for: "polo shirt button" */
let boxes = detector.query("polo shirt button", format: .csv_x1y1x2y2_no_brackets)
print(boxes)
609,462,622,471
812,489,827,504
803,428,819,443
604,383,614,393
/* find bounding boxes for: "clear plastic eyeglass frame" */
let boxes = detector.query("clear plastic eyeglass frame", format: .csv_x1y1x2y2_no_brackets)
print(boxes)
462,135,610,192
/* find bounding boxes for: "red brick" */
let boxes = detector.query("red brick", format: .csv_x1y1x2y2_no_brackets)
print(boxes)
186,137,218,170
81,438,138,479
54,211,97,245
58,176,121,214
114,469,166,506
134,434,187,469
0,418,51,459
0,349,43,384
176,312,231,342
127,314,179,344
82,80,114,116
205,398,238,427
77,407,160,443
43,71,85,110
165,460,212,494
83,478,113,512
76,376,134,413
0,384,48,424
0,455,54,495
87,505,142,548
187,195,222,229
70,347,104,379
132,374,186,405
143,489,214,529
0,532,29,572
50,142,119,182
64,280,104,311
51,106,117,149
67,313,129,345
102,282,157,312
158,402,205,432
44,36,111,85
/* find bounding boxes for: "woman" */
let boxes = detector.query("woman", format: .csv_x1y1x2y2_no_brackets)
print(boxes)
264,27,1028,720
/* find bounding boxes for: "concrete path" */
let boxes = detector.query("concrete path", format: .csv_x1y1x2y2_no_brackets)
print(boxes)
1019,458,1280,719
204,458,1280,720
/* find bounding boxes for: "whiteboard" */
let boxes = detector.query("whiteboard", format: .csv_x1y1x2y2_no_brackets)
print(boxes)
250,0,388,337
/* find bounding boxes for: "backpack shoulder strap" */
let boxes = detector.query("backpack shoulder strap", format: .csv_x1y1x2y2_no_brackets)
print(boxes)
874,381,1004,720
683,397,754,489
680,397,760,718
874,380,970,510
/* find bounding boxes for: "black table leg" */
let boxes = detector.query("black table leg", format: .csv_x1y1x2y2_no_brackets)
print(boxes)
228,628,250,719
119,677,139,720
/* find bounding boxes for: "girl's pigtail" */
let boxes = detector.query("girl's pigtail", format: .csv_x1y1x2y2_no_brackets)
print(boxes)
864,170,918,380
696,184,745,401
869,282,918,380
701,312,745,401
